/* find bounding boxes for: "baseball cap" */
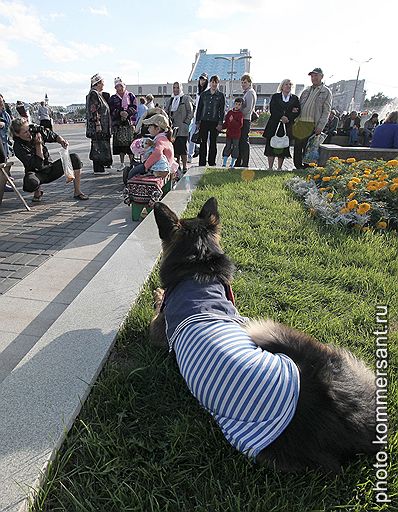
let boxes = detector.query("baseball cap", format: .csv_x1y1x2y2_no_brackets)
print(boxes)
308,67,323,75
142,113,170,131
199,72,208,80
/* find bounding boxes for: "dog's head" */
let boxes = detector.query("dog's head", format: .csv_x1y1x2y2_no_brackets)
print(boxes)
153,198,234,288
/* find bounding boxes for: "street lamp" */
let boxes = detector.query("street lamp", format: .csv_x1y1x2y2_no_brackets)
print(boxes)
349,57,373,111
215,55,252,108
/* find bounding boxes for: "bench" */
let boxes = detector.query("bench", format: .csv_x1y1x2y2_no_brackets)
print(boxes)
0,162,31,211
318,144,398,166
124,173,173,221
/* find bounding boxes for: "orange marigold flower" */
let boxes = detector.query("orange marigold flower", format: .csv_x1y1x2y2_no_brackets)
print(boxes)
347,199,359,210
347,192,356,200
313,174,321,179
357,203,371,215
387,160,398,166
309,163,317,167
390,183,398,192
322,176,332,182
376,221,387,229
346,157,356,163
351,177,361,183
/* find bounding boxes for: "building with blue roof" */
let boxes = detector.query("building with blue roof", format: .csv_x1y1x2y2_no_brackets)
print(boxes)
188,49,251,81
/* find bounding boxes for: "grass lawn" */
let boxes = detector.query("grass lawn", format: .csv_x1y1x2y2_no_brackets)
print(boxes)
31,169,397,512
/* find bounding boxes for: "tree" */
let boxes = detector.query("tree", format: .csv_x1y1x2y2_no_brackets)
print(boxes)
363,92,392,110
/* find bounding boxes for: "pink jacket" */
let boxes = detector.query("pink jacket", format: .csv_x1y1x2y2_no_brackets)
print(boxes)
144,133,174,170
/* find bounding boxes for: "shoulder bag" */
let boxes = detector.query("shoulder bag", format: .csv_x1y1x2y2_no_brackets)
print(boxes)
270,122,290,149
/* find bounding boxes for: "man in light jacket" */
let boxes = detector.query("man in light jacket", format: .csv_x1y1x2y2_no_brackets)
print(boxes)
235,74,257,167
293,68,332,169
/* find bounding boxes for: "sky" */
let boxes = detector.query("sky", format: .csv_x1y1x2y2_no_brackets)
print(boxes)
1,0,397,107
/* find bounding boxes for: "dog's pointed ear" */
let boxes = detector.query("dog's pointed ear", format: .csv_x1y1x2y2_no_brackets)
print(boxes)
154,202,180,240
197,197,220,227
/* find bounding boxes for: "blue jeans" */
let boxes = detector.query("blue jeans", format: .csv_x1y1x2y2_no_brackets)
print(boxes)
349,127,359,145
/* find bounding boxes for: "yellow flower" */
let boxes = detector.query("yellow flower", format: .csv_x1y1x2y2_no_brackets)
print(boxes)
340,207,350,214
376,221,387,229
378,174,388,181
377,181,388,189
367,181,379,191
387,160,398,166
329,156,340,161
347,199,359,210
347,192,356,200
309,162,317,167
322,176,332,182
346,157,356,163
351,177,361,183
319,187,327,191
390,183,398,192
347,181,357,190
357,203,371,215
327,193,334,200
313,174,321,179
392,178,398,184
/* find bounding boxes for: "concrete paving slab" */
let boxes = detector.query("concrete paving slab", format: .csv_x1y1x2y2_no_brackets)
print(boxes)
5,257,103,304
0,296,66,337
52,231,123,262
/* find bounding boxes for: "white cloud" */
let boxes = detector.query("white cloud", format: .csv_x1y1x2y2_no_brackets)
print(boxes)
0,44,19,67
46,12,65,20
196,0,267,19
88,5,109,16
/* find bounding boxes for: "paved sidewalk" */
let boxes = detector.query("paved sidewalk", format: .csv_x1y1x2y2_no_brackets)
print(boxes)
0,126,290,295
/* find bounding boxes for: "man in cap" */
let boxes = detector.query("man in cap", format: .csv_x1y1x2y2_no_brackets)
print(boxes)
293,67,332,169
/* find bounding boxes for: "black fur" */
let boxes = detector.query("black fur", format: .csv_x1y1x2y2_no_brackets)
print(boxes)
152,198,377,473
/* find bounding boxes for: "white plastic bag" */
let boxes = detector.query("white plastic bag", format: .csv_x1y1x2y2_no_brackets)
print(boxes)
59,147,75,183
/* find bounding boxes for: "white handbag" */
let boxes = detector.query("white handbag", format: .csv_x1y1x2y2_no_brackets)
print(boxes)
270,122,290,149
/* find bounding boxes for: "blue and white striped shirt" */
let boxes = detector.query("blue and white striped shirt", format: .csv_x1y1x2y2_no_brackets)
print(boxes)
164,279,300,459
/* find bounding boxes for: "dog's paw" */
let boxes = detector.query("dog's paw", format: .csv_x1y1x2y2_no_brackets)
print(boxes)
153,288,165,311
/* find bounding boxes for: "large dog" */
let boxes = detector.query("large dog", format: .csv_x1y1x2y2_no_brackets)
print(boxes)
150,197,377,473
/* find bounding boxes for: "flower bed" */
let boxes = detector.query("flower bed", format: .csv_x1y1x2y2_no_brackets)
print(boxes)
286,157,398,232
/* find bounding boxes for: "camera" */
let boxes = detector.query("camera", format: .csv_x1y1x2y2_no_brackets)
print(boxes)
29,124,46,137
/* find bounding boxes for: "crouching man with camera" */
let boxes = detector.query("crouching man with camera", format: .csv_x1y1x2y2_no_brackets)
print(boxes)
11,118,88,202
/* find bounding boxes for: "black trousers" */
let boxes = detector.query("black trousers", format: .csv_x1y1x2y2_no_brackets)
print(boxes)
199,121,219,166
23,153,82,192
293,134,312,169
235,119,250,167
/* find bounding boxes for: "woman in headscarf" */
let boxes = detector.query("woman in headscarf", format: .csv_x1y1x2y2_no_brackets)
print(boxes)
109,77,137,171
165,82,193,174
86,74,112,174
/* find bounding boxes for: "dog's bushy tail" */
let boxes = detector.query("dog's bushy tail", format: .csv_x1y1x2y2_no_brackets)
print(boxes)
244,319,377,473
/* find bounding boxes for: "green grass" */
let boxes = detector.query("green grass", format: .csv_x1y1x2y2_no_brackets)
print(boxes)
30,169,398,512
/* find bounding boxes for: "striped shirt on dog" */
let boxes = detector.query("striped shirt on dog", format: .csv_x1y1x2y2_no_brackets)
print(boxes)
164,279,300,460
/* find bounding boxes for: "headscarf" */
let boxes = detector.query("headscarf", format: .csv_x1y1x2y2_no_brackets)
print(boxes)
170,83,184,112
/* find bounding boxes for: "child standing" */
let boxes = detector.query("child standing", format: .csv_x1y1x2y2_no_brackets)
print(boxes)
222,98,244,168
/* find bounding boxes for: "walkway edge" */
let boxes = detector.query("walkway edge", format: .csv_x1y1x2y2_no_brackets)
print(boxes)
0,169,205,512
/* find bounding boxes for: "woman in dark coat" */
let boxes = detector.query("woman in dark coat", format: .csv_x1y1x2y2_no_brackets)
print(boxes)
86,74,112,174
263,79,300,170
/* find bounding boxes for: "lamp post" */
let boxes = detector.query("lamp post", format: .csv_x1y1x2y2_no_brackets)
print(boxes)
349,57,372,111
215,55,252,108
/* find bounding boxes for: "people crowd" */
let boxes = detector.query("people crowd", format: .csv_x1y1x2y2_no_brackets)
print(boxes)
1,67,396,208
